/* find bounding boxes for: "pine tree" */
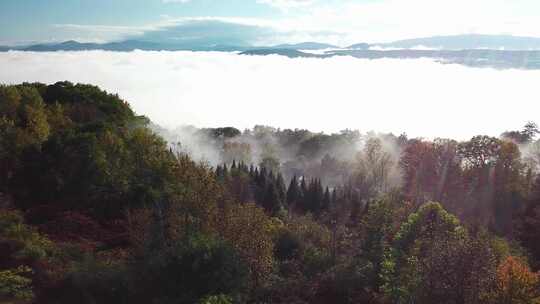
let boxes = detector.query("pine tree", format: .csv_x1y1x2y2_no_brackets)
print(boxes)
298,177,308,213
222,163,228,176
287,175,299,207
323,186,331,211
312,179,324,214
263,182,282,215
275,173,286,206
349,191,362,224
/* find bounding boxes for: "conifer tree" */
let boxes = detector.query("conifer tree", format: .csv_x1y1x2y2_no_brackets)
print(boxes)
323,186,331,211
262,182,282,215
287,175,299,207
275,173,287,206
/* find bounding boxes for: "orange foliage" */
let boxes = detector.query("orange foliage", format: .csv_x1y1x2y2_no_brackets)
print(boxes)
495,256,540,304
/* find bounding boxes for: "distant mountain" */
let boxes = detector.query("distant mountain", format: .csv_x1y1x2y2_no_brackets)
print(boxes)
0,40,340,53
22,40,99,51
0,40,254,52
240,49,326,58
347,43,370,50
4,34,540,54
271,42,339,50
381,34,540,50
241,48,540,70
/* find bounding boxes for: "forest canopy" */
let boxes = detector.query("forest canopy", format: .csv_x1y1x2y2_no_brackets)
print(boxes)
1,81,540,304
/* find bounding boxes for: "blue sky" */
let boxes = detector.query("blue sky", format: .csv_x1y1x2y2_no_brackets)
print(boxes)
2,0,540,46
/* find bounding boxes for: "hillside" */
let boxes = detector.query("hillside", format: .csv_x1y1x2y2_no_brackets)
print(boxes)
1,82,540,303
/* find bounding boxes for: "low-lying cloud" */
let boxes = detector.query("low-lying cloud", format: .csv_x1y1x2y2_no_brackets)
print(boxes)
0,50,538,140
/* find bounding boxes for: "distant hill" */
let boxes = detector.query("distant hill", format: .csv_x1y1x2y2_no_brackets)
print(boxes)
240,49,326,58
1,40,254,52
4,34,540,53
0,40,340,52
241,48,540,70
380,34,540,50
347,43,370,50
271,42,339,50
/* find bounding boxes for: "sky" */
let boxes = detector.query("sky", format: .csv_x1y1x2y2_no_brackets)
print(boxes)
1,1,539,140
0,50,535,140
3,0,540,46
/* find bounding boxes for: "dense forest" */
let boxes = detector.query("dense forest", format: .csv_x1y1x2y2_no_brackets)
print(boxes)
1,81,540,304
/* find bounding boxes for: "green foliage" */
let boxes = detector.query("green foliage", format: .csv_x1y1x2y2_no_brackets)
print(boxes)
0,209,54,260
39,81,135,125
274,229,302,261
198,294,233,304
0,82,182,220
0,266,34,301
58,233,248,304
220,203,277,287
358,198,397,290
136,233,248,304
59,256,131,304
315,262,375,304
301,247,333,277
382,202,467,303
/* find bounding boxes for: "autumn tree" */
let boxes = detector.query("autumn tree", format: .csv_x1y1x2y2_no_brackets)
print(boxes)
493,256,540,304
219,203,276,288
492,140,527,236
382,202,467,303
400,139,438,205
516,177,540,268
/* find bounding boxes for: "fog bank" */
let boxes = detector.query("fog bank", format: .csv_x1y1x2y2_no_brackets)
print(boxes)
0,50,538,139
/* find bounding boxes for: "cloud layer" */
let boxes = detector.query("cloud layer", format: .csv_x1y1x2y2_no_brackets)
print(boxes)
0,50,537,139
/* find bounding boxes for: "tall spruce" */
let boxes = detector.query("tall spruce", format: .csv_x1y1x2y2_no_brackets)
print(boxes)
287,175,299,207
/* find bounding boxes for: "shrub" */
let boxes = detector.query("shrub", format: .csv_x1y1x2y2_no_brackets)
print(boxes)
0,266,34,301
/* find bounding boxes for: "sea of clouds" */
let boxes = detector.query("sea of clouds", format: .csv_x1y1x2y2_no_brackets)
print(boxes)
0,50,538,140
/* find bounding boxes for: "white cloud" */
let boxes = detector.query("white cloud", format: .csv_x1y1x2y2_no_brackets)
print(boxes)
0,50,537,140
273,0,540,44
53,17,285,45
51,24,155,43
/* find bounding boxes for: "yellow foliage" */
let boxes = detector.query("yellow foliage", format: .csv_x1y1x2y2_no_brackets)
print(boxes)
219,203,276,286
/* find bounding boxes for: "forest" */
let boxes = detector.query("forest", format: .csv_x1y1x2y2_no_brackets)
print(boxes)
1,81,540,304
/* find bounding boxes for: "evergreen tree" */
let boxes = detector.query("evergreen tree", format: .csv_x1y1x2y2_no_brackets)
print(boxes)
286,175,299,207
222,164,229,176
262,182,282,215
275,173,286,206
215,165,222,178
298,177,308,213
323,186,331,211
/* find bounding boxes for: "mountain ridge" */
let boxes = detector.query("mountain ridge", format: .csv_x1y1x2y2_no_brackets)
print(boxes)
4,34,540,52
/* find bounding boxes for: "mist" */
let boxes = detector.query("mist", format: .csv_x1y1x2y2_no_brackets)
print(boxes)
0,50,538,140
